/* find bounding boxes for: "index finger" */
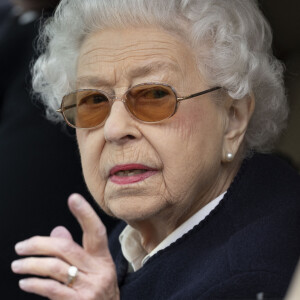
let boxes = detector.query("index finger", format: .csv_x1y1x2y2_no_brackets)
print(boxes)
68,194,110,257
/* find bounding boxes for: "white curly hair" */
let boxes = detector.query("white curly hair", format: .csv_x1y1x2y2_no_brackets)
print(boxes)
32,0,288,153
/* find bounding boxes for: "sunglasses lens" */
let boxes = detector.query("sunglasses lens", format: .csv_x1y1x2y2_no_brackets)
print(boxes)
62,90,110,128
126,84,176,122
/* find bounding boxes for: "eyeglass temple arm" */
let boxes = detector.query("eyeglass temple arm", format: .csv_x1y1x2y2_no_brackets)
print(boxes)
56,104,77,113
177,86,221,102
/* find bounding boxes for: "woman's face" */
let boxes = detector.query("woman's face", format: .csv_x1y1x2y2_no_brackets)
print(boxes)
76,27,229,227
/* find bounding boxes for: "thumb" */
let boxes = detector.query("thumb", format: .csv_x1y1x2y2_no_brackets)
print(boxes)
50,226,73,240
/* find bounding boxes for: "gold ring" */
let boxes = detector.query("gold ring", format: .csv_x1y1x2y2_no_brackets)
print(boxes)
66,265,78,287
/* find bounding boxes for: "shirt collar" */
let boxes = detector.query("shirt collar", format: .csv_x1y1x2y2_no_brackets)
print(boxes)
119,192,226,272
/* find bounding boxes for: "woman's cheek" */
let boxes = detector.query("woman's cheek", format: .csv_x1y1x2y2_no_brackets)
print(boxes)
77,132,107,208
84,165,109,213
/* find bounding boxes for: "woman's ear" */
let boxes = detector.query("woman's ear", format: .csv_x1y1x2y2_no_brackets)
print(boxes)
222,94,255,162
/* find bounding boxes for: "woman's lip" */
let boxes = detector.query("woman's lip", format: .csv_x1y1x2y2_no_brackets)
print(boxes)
110,170,158,185
109,164,157,176
109,164,158,185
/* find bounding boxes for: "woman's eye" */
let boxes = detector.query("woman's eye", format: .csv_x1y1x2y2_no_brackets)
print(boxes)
143,89,169,99
79,94,108,105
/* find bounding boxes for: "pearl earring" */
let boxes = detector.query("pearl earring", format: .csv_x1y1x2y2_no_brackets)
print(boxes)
226,152,234,162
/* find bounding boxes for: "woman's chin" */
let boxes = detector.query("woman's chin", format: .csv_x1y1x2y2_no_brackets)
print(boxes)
104,195,166,223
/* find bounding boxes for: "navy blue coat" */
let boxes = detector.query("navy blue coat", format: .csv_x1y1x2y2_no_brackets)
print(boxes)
109,154,300,299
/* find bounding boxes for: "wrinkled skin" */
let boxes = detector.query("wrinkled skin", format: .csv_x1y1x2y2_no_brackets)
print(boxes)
11,26,254,299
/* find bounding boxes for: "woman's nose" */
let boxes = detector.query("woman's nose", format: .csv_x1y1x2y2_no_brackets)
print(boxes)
103,101,142,144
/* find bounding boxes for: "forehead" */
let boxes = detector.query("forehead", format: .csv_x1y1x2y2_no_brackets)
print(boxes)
76,27,198,87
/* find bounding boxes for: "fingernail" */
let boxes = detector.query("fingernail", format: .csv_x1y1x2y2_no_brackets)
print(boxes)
11,260,22,272
70,194,82,208
15,242,26,253
19,279,28,290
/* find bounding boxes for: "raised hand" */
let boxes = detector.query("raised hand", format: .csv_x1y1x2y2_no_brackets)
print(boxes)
11,194,120,300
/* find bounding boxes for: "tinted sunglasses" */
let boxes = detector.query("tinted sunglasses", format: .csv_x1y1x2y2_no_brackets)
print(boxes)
57,83,221,129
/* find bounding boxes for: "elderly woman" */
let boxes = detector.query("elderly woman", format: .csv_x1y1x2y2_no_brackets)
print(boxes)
11,0,300,299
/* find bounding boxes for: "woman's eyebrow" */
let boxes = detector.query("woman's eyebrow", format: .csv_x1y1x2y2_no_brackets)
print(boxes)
76,76,111,88
128,61,180,79
76,62,180,88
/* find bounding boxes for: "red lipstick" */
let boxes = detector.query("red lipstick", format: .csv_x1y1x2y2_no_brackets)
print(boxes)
109,164,157,185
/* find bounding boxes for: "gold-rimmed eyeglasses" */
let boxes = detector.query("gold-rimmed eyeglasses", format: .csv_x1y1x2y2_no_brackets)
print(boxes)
57,82,221,129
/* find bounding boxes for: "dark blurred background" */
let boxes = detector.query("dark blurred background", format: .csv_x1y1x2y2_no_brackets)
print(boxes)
0,1,118,299
0,0,299,299
258,0,300,170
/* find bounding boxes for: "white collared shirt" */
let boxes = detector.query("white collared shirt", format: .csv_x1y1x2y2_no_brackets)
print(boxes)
119,192,226,272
